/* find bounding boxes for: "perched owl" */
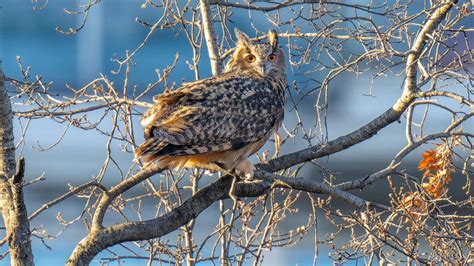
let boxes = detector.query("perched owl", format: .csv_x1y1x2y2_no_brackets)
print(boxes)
135,28,287,179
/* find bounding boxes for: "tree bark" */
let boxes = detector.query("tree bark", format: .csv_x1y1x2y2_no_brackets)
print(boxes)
0,65,34,265
199,0,222,76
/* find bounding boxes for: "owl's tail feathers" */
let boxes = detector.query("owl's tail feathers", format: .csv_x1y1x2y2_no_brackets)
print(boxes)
134,139,167,164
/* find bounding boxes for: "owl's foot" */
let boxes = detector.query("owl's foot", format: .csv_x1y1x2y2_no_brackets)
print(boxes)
234,159,255,181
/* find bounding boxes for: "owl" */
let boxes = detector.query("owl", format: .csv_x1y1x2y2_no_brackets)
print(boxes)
135,28,287,179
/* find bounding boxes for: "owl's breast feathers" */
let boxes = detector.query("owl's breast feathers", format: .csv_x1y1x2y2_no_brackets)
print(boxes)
135,72,286,172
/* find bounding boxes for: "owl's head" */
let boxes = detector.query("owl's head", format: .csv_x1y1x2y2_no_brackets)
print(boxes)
224,28,286,77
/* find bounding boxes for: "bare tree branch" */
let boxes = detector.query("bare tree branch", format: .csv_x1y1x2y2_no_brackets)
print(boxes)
199,0,222,75
0,65,34,265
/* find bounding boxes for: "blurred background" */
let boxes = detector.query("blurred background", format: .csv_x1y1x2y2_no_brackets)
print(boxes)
1,1,472,265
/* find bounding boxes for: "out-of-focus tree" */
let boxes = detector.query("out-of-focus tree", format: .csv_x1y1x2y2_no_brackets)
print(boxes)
0,0,472,265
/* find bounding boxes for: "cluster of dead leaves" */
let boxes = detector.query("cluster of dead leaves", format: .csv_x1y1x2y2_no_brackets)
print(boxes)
401,140,457,219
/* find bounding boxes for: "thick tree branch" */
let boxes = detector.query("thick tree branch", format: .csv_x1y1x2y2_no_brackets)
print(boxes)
394,0,458,112
199,0,222,76
0,65,34,265
260,108,405,172
67,175,234,265
254,171,382,208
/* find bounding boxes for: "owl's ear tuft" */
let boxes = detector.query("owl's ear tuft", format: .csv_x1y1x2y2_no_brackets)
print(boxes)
234,28,251,47
267,29,278,50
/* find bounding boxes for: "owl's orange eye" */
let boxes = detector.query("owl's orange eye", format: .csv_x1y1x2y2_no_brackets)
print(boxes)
267,54,277,62
246,54,256,63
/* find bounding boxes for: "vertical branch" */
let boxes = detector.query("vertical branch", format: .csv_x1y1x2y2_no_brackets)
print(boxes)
199,0,222,76
183,171,199,266
218,200,228,266
0,65,34,265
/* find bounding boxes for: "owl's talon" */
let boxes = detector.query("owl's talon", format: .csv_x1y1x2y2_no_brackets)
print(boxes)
244,172,253,181
234,159,255,181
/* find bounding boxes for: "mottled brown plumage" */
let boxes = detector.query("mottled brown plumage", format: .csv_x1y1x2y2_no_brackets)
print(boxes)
135,29,287,178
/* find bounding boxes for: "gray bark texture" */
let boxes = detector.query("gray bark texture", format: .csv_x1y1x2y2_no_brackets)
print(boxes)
199,0,222,76
0,65,34,265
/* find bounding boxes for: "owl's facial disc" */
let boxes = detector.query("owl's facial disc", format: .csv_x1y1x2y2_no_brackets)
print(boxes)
249,44,285,76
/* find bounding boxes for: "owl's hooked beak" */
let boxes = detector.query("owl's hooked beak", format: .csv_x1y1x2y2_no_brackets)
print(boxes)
258,62,271,76
258,64,266,76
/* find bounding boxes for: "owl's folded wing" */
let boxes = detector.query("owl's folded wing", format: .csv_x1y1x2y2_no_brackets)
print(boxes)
135,75,283,162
